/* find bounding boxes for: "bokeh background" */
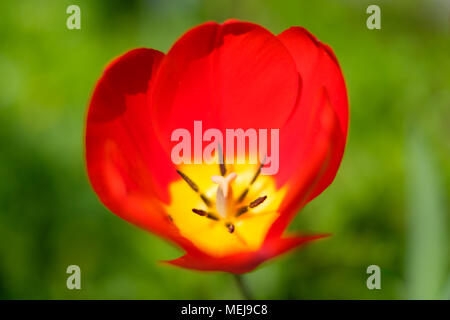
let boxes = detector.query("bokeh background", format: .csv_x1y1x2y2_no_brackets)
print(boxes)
0,0,449,299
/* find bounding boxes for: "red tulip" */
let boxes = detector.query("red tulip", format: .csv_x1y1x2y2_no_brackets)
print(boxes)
85,20,348,273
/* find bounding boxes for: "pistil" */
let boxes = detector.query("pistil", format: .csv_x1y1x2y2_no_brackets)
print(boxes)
179,161,268,235
211,172,237,218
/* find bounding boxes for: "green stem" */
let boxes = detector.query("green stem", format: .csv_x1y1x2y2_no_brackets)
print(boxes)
234,274,253,300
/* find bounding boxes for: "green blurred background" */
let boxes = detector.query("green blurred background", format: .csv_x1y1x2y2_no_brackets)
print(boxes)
0,0,449,299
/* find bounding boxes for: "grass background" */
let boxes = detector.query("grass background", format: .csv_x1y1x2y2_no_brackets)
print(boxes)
0,0,448,299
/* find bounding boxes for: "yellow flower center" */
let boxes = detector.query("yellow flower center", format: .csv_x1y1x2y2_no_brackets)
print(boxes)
165,161,287,257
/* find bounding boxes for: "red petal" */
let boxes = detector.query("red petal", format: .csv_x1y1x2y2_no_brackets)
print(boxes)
267,88,342,239
274,27,348,209
85,48,196,251
150,20,300,153
165,234,327,274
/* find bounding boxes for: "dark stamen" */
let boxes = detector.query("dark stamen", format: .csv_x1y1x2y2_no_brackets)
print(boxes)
208,214,219,221
177,170,211,207
218,143,226,176
250,160,265,185
192,208,207,216
237,188,249,204
192,209,219,221
235,195,268,217
235,206,248,217
200,194,212,207
225,223,235,233
236,158,266,203
177,170,199,192
249,196,267,208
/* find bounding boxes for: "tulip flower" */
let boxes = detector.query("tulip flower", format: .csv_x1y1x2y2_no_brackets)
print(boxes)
85,20,348,274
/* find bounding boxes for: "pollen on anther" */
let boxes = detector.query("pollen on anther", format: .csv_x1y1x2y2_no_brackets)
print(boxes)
225,223,235,233
192,208,207,216
192,208,219,221
249,195,267,208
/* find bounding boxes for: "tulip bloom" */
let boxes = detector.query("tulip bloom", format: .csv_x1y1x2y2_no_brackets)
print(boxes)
85,20,348,273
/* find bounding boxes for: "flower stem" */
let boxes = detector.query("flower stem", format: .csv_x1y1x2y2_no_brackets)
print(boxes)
234,274,253,300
